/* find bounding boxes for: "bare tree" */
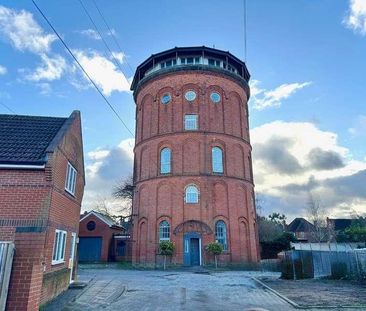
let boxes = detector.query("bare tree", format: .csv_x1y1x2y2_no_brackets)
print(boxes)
306,192,327,242
94,196,115,218
112,175,134,217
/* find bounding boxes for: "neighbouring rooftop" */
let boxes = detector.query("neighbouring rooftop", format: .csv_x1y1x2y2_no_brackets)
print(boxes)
0,114,67,165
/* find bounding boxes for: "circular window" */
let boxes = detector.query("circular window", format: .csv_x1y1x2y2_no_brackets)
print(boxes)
184,90,196,101
210,92,221,103
161,93,171,105
87,221,96,231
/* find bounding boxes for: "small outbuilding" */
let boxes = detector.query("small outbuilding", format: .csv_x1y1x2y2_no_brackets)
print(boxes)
78,211,130,262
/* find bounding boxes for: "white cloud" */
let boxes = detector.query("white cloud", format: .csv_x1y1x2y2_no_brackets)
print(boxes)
79,29,101,40
82,138,134,212
251,121,366,218
0,65,7,75
0,5,56,54
250,80,312,110
24,54,66,82
344,0,366,35
73,49,131,96
110,51,125,64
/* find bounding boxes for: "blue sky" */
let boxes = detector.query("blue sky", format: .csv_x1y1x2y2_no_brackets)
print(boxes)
0,0,365,220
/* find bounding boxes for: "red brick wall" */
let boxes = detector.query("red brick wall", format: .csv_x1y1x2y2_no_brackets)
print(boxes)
79,214,124,261
0,112,85,310
132,70,259,265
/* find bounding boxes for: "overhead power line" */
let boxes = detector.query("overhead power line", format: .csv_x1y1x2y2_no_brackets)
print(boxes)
0,101,16,114
31,0,134,137
77,0,126,77
91,0,135,76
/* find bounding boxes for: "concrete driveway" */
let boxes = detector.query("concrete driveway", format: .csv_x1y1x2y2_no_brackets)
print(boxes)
46,268,355,311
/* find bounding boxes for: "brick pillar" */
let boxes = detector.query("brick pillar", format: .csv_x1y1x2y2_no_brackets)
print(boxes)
6,232,45,311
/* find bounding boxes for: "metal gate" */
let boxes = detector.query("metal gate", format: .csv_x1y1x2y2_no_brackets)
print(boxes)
0,242,15,311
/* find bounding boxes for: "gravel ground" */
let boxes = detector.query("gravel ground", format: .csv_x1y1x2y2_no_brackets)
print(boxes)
258,276,366,307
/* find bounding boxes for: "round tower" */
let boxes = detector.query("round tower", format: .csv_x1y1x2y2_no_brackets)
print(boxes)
130,46,259,266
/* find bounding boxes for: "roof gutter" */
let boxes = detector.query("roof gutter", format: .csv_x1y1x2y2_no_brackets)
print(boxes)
0,164,45,170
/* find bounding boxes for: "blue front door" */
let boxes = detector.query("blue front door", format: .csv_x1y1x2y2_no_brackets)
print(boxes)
183,232,201,266
190,238,200,265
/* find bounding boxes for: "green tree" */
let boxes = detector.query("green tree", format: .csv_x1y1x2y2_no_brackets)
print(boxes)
159,241,175,270
206,242,223,269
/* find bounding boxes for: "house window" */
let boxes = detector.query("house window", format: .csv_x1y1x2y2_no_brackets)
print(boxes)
212,147,224,173
161,93,171,105
160,148,171,174
160,59,177,68
184,90,196,102
208,59,221,67
210,92,221,103
87,221,96,231
185,185,199,203
52,229,67,265
159,221,170,241
180,57,200,65
215,220,228,250
65,162,77,195
184,114,198,130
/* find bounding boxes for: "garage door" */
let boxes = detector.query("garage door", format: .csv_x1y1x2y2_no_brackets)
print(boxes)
78,237,102,262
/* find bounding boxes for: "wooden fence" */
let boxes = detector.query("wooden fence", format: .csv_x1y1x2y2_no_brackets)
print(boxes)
0,242,15,311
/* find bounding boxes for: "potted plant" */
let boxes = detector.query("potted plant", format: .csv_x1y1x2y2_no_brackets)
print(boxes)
206,241,223,269
159,241,175,270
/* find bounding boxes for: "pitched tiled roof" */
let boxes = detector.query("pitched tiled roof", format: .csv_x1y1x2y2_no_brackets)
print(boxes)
287,217,315,232
0,114,67,165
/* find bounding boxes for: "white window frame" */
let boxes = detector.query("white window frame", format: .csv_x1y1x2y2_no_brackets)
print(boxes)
215,220,228,251
185,185,199,204
160,148,171,174
52,229,67,265
65,162,77,195
184,114,198,131
159,221,170,241
212,147,224,173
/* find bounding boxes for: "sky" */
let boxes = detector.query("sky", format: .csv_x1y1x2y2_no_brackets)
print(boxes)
0,0,365,221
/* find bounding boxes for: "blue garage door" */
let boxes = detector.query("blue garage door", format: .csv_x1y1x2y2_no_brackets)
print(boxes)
78,237,102,262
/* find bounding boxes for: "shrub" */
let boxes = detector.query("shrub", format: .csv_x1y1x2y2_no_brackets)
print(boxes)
206,242,223,269
159,241,175,270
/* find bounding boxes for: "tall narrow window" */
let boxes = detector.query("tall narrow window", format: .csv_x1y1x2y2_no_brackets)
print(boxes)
215,221,228,250
185,185,199,203
65,162,77,195
212,147,223,173
52,229,67,264
184,114,198,130
160,148,171,174
159,221,170,241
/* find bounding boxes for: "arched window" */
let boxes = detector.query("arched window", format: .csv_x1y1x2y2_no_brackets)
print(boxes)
212,147,223,173
215,220,228,250
185,185,199,203
160,148,171,174
159,221,170,241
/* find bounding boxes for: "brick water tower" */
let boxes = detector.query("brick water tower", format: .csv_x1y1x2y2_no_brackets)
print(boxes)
130,46,259,266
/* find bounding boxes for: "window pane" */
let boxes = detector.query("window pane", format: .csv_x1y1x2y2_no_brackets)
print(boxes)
215,221,227,250
184,115,197,130
160,148,171,174
159,221,170,241
61,232,66,260
185,185,199,203
212,147,223,173
53,232,59,261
